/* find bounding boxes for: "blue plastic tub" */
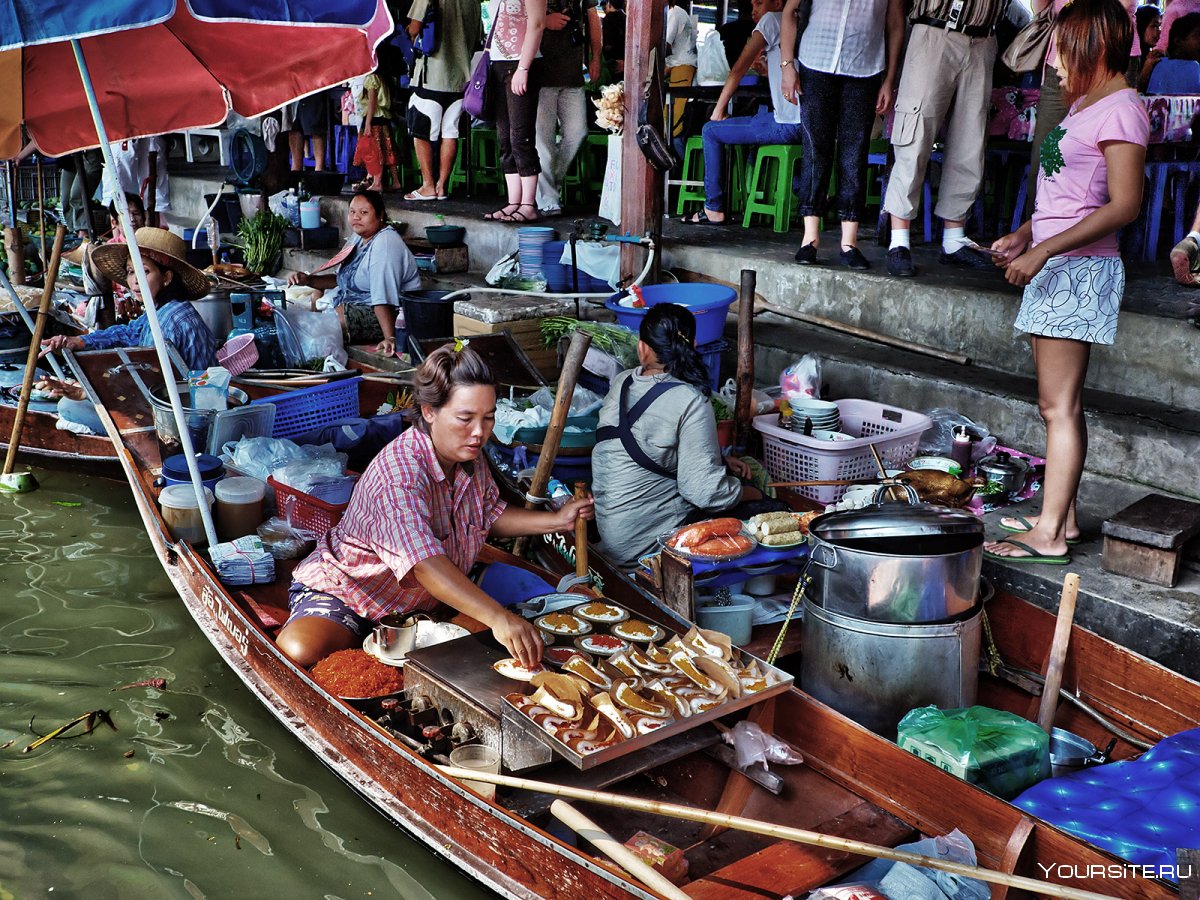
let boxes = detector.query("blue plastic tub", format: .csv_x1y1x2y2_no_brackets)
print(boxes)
605,283,736,345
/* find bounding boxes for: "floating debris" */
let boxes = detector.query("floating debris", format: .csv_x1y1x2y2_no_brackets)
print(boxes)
52,501,82,508
23,709,117,753
112,678,168,692
123,749,135,758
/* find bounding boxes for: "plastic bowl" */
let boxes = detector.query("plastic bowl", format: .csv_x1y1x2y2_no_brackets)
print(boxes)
425,224,466,246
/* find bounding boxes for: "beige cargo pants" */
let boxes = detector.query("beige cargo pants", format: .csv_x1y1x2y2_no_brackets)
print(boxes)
883,24,997,224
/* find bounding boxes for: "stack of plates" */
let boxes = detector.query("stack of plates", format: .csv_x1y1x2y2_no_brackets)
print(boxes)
517,226,556,276
786,397,841,434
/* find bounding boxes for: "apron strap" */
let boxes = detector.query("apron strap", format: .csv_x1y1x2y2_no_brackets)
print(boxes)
595,378,681,480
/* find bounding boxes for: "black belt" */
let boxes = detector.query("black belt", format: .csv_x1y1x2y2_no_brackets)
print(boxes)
911,15,994,39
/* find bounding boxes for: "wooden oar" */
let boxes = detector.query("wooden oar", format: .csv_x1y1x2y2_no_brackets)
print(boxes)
1,223,65,493
573,481,589,579
732,269,755,453
513,329,591,558
550,801,690,900
438,766,1114,900
1037,572,1081,734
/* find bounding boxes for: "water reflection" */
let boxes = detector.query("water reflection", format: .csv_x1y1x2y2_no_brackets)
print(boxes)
0,471,488,898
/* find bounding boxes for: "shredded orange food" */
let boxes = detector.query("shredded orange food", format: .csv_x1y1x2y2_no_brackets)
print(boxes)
312,649,404,698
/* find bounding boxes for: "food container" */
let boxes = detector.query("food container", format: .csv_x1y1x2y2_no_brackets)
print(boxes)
807,495,983,624
697,595,755,645
159,485,215,545
976,451,1031,498
425,224,466,246
907,456,963,476
214,476,266,541
1049,727,1110,778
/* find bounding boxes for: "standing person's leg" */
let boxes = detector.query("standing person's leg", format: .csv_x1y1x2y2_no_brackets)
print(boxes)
667,65,696,139
796,66,841,261
550,87,588,211
985,336,1090,561
689,112,762,223
831,72,882,268
289,129,305,171
59,165,84,237
437,99,464,199
509,66,543,218
406,92,443,199
936,34,996,266
535,86,565,213
488,62,524,219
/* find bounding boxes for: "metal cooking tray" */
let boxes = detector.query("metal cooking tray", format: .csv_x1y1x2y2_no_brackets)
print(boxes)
501,649,794,770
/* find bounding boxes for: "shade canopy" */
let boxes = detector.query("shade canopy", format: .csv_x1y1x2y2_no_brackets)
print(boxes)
0,0,391,158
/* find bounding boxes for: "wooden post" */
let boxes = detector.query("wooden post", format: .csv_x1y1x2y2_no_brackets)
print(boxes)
574,481,589,579
35,158,47,273
618,0,665,283
1037,572,1080,734
733,268,756,453
3,225,25,286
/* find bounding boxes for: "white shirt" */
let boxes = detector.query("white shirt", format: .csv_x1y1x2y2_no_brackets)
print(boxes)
798,0,889,78
665,5,697,68
756,13,803,125
103,137,171,212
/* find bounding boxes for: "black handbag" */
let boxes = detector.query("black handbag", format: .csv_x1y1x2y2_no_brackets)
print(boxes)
636,46,679,172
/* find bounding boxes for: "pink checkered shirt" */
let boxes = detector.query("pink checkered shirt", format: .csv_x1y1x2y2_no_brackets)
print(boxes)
292,427,506,620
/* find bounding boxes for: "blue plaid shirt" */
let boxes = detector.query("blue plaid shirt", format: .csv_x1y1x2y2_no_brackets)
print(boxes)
81,300,219,372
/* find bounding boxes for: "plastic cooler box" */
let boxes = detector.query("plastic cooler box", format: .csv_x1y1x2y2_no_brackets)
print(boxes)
251,376,362,439
753,400,932,504
604,284,736,345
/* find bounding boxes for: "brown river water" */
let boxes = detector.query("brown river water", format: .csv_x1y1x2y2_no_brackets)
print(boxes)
0,468,490,899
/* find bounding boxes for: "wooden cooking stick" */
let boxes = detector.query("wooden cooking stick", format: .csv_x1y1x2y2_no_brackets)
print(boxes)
1037,572,1081,734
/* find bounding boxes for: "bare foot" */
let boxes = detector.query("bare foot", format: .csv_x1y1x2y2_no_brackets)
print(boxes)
1000,514,1080,543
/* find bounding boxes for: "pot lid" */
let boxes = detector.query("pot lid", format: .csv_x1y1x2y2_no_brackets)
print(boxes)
811,502,984,541
162,453,224,481
976,451,1030,477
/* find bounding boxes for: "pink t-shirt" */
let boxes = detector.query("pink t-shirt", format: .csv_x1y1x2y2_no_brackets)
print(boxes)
1155,0,1200,53
1032,89,1149,257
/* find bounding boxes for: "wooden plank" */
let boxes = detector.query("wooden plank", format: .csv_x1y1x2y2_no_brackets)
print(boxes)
992,816,1036,900
453,314,546,336
1178,848,1199,900
1101,493,1200,549
1101,535,1183,587
660,551,694,621
684,801,915,900
701,699,777,839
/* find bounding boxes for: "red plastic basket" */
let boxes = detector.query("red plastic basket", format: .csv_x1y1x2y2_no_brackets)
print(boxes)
267,474,359,536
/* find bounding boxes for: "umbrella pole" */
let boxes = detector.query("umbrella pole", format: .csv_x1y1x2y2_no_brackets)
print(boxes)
71,39,219,547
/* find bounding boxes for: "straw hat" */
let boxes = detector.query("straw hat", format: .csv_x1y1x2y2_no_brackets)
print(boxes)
91,228,212,301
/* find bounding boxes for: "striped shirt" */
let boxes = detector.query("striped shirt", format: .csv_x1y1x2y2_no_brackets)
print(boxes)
799,0,890,78
292,427,506,620
909,0,1009,31
81,299,218,372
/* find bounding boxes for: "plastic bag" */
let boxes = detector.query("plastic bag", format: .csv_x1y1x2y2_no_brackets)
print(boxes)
897,706,1051,800
485,251,520,286
272,307,306,367
275,306,347,367
835,829,990,900
779,354,821,400
722,721,804,771
221,437,346,482
256,516,316,560
717,379,776,416
530,385,603,417
697,30,730,85
917,408,997,463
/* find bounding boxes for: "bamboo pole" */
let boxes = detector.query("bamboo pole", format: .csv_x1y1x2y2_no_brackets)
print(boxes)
513,330,592,557
733,269,755,453
438,766,1115,900
574,481,589,579
3,224,65,477
550,801,690,900
35,158,46,272
1038,572,1081,734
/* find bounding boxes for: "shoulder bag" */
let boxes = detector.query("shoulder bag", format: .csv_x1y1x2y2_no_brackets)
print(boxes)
463,8,500,121
636,46,679,172
1001,3,1057,74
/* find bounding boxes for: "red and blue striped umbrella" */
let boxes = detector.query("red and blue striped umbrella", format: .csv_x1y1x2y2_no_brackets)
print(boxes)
0,0,392,158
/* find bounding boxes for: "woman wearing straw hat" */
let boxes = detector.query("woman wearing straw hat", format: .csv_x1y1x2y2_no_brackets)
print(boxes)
36,228,218,434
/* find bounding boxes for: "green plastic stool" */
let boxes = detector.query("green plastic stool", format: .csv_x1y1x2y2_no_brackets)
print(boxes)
470,127,505,197
742,144,804,233
584,132,609,194
675,136,706,217
447,134,469,195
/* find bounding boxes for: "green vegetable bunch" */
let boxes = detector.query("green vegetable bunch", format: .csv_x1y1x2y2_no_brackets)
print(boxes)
540,317,639,367
710,394,732,422
237,210,288,275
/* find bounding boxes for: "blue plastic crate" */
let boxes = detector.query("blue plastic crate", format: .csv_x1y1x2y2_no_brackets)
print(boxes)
251,376,362,439
698,339,728,392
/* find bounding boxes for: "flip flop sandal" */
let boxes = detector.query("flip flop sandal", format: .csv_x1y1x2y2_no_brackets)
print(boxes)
484,205,520,221
681,210,728,226
999,515,1081,545
403,190,438,201
983,539,1070,565
507,205,541,224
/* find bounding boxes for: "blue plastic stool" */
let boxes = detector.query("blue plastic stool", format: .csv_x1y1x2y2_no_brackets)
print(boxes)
1142,160,1200,261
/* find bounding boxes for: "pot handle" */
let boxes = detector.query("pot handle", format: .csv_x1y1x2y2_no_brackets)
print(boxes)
809,542,838,569
872,483,920,506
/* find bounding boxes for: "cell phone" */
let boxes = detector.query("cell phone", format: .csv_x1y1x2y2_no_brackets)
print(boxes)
966,241,1009,258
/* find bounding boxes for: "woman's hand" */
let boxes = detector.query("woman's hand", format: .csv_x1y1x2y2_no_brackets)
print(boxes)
287,271,311,287
33,378,84,401
710,106,727,123
550,496,595,533
1003,246,1051,287
724,454,752,479
491,611,544,668
39,335,85,357
375,335,397,356
512,67,530,96
781,66,800,105
990,231,1030,267
876,78,896,116
545,10,570,30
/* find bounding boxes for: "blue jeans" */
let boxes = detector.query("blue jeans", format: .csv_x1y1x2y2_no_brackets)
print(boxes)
57,397,103,434
796,65,881,223
701,107,804,214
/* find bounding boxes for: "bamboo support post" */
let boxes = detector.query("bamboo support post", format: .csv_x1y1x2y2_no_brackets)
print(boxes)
1037,572,1081,733
574,481,589,579
437,766,1116,900
733,269,756,453
3,224,65,475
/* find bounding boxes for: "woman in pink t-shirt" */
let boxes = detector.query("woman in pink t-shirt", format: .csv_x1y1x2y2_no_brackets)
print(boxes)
988,0,1149,566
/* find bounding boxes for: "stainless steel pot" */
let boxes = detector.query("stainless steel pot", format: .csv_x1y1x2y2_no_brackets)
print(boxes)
191,290,233,342
976,451,1030,497
807,489,984,623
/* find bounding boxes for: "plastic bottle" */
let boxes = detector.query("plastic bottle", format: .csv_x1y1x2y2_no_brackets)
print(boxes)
950,425,973,475
285,188,300,227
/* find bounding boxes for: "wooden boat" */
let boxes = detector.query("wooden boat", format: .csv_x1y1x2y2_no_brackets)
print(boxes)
77,345,1196,899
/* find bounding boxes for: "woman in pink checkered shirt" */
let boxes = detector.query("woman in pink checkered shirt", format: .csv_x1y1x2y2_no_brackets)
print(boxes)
278,343,593,669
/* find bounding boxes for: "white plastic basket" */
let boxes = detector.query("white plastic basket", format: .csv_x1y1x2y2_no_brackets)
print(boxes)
753,400,933,504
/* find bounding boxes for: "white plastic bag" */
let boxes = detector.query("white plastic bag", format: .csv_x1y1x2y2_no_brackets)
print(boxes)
485,251,520,286
598,133,622,226
697,30,730,85
780,353,822,399
723,721,804,771
530,385,603,417
274,306,347,367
